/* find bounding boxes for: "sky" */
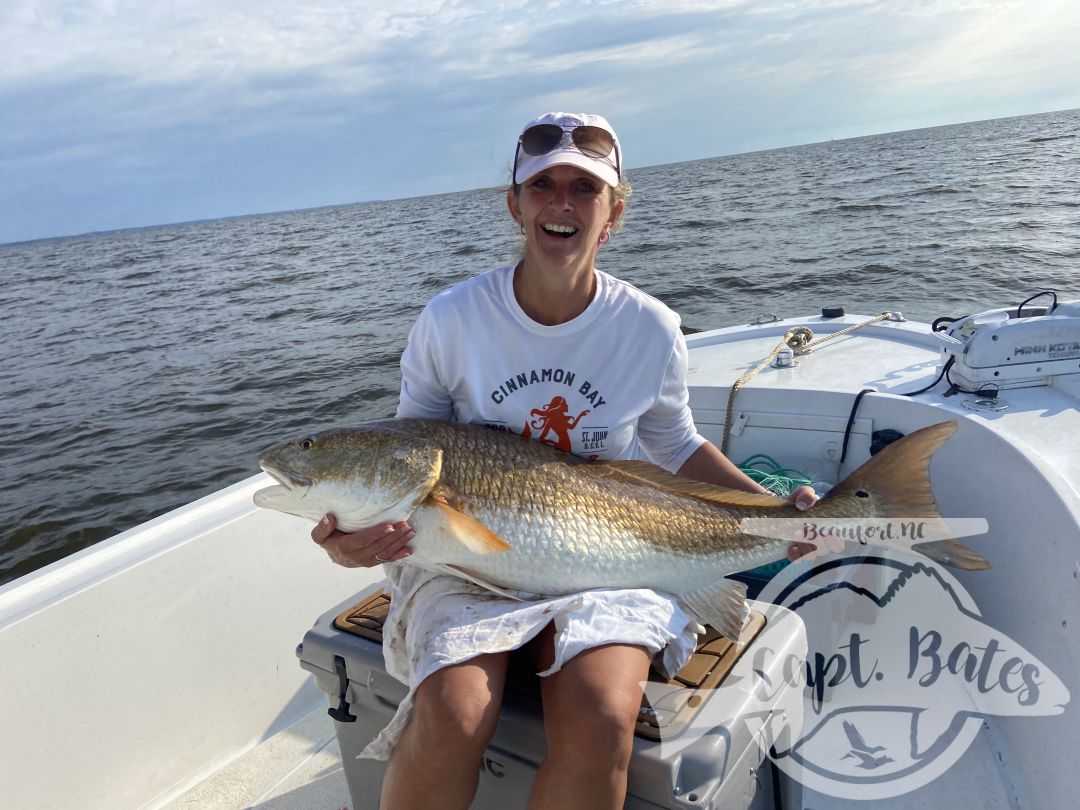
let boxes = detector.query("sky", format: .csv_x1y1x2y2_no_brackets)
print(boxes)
2,0,1078,244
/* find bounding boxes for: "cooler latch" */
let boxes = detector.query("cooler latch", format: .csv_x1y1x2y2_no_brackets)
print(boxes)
327,655,358,723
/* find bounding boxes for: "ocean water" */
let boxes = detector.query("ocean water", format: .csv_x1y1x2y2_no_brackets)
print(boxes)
1,108,1078,585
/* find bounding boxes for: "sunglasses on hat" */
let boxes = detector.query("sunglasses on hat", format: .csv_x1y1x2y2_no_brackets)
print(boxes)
513,124,621,183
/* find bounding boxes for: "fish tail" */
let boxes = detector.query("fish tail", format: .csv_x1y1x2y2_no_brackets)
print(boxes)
825,422,991,571
830,422,956,516
909,538,991,571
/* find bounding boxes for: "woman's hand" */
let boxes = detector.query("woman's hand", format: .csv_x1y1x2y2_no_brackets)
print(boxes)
312,514,415,568
788,484,818,512
785,485,839,562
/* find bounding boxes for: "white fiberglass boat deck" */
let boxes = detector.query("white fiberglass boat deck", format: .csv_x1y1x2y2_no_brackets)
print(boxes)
1,305,1076,809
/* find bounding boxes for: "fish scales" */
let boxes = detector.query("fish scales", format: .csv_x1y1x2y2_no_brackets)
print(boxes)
429,420,768,558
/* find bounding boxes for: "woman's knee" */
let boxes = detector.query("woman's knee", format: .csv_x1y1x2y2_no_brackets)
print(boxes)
546,684,643,769
542,645,650,767
409,659,507,754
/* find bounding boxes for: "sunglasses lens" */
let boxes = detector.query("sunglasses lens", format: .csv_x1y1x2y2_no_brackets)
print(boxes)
519,124,616,160
520,124,566,156
571,126,615,158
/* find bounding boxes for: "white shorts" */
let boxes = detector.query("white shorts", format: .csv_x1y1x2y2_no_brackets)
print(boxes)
360,562,699,760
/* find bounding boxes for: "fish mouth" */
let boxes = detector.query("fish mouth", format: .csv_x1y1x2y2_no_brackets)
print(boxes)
257,464,313,498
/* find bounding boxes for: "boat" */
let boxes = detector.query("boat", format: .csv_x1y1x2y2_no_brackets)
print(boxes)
2,298,1076,809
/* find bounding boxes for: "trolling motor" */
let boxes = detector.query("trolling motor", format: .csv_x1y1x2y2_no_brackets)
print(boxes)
934,292,1080,391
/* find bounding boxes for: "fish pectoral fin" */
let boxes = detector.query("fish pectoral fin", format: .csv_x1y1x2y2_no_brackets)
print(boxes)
679,578,749,643
601,461,787,508
425,493,512,554
435,564,525,601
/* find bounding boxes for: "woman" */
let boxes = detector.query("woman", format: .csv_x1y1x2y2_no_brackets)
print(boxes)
313,112,817,810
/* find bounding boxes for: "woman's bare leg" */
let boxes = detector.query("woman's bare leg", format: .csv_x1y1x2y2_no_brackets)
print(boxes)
527,627,651,810
380,652,509,810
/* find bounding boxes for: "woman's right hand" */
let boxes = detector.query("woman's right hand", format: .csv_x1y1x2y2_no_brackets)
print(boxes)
311,514,415,568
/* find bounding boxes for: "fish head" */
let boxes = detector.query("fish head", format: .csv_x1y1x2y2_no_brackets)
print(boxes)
254,425,443,531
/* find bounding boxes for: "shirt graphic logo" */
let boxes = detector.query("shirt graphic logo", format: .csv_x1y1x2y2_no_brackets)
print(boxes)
521,395,590,453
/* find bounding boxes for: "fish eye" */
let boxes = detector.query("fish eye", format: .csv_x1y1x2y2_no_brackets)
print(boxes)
299,437,316,450
856,490,870,499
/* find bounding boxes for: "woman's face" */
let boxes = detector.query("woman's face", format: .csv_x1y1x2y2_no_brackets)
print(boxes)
508,164,622,274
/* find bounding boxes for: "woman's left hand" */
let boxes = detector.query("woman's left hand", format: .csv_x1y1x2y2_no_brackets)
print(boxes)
788,485,818,512
786,485,836,561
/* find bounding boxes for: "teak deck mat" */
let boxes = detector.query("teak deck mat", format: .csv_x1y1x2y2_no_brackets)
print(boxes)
335,590,766,741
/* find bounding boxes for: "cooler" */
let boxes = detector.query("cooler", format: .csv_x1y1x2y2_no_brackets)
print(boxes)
297,583,805,809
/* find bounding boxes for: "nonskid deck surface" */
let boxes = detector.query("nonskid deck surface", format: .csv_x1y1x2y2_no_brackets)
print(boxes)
158,699,1019,810
162,708,350,810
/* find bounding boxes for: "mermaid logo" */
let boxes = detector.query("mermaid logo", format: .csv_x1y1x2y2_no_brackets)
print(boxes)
521,395,591,453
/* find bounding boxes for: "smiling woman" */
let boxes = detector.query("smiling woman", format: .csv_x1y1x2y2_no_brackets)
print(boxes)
508,120,634,330
503,113,632,329
308,110,816,810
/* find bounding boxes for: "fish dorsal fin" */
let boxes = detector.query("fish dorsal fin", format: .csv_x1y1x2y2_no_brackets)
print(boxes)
426,491,512,554
598,460,787,508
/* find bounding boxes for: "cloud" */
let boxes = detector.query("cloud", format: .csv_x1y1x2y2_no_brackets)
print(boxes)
2,0,1078,242
3,1,412,85
6,1,1069,149
898,0,1080,89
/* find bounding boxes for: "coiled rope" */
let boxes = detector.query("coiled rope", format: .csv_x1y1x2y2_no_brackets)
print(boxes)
795,311,896,354
720,313,896,455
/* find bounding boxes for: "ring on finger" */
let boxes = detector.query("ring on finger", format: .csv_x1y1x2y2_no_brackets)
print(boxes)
374,553,388,563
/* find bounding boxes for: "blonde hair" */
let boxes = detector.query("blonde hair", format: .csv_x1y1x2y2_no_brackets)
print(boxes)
608,175,632,233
